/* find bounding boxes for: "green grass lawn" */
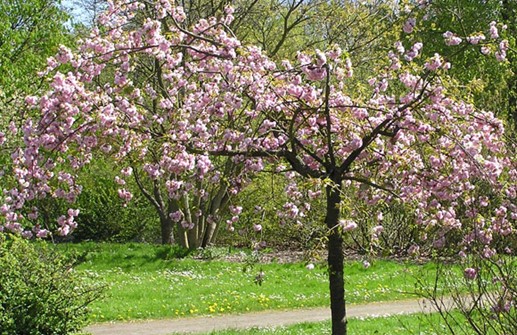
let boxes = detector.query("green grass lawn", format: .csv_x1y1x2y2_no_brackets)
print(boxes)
189,312,472,335
53,242,443,323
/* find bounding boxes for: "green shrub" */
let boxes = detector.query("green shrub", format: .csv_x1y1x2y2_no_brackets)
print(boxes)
0,235,104,335
70,156,159,243
31,155,161,243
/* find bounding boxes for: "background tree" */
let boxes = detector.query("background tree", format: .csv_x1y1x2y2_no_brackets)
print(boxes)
410,0,516,125
0,0,70,99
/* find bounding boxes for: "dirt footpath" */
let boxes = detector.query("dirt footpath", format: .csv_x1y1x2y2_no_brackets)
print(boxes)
86,298,451,335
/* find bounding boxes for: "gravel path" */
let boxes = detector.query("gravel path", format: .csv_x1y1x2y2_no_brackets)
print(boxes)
86,297,452,335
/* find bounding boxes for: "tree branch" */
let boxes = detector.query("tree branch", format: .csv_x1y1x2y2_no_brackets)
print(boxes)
343,175,399,198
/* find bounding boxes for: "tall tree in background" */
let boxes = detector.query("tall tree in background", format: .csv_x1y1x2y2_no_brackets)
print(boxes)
0,0,70,99
411,0,516,126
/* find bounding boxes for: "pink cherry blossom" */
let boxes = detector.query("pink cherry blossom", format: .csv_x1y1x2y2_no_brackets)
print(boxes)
403,18,416,34
339,219,357,232
464,267,477,280
443,31,462,46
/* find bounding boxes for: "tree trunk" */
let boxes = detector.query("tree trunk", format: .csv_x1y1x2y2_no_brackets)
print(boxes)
201,220,217,248
188,229,200,249
177,224,189,249
159,215,174,245
325,183,347,335
201,185,229,247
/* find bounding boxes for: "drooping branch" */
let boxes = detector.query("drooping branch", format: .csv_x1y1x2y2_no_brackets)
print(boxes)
133,166,163,214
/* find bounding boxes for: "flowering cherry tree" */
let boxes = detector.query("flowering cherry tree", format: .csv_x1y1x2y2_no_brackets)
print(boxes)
1,1,516,334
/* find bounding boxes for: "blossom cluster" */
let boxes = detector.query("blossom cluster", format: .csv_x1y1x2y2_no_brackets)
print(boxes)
443,21,509,61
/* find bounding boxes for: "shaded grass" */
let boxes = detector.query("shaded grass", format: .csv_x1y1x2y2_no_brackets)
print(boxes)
53,242,442,322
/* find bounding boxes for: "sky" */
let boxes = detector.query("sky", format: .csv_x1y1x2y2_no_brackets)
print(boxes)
61,0,97,27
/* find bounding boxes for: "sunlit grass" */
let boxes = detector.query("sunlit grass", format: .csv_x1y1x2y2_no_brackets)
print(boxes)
53,242,442,322
192,312,472,335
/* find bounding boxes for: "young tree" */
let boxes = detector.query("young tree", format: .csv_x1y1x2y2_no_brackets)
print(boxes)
2,1,516,334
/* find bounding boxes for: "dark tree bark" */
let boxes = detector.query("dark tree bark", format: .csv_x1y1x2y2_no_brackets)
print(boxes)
325,181,347,335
